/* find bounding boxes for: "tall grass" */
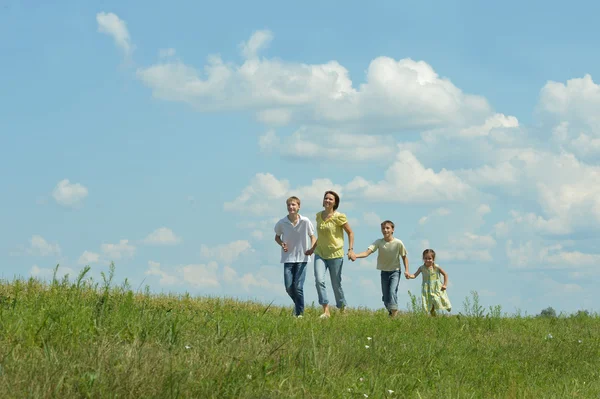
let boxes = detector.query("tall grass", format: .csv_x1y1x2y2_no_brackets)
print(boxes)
0,265,598,398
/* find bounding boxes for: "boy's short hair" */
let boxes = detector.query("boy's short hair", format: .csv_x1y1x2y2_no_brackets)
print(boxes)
381,220,395,229
286,196,301,206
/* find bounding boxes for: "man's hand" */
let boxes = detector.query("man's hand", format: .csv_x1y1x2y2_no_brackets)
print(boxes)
281,243,288,252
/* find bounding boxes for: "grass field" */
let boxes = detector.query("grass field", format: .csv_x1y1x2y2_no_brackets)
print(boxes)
0,265,598,398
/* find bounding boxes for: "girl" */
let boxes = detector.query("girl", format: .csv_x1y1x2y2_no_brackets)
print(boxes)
409,249,451,316
306,190,355,319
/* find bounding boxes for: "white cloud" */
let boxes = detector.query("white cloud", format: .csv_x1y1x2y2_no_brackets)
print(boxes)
142,227,181,245
145,261,178,285
346,150,472,203
363,212,382,227
224,173,343,217
135,31,492,129
78,250,100,265
459,113,519,138
200,240,252,264
258,130,280,152
506,240,600,269
28,235,61,257
52,179,88,207
181,262,220,288
239,29,273,59
269,127,397,162
250,230,264,240
97,12,133,58
449,233,496,249
476,204,491,216
101,239,135,260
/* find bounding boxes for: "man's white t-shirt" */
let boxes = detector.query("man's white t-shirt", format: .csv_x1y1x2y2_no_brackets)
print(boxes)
274,214,315,263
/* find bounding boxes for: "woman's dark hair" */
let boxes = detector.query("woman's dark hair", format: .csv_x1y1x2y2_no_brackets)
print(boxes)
323,190,340,211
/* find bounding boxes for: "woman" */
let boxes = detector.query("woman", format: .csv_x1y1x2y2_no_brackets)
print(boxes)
307,190,354,318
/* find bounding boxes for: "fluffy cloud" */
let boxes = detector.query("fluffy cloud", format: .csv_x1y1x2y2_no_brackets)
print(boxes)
259,128,396,162
346,150,473,203
182,262,220,288
506,240,600,269
96,12,133,58
78,250,100,265
28,235,61,257
142,227,181,245
200,240,253,264
52,179,88,207
145,261,178,285
133,30,492,129
101,239,135,260
224,173,343,216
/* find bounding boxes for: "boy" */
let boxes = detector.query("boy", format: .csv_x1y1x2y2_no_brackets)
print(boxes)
274,196,317,318
350,220,409,317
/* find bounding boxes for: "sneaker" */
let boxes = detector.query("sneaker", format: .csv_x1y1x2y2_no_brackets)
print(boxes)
319,313,330,319
296,315,303,319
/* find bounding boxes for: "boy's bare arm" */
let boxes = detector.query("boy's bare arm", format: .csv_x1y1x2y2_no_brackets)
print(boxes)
274,234,287,252
305,235,317,256
401,255,410,277
354,248,373,259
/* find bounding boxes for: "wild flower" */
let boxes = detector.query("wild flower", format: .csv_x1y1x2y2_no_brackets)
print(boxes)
365,345,370,349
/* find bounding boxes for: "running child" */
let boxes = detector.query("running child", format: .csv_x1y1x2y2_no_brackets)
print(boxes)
351,220,410,317
274,196,317,318
408,249,452,316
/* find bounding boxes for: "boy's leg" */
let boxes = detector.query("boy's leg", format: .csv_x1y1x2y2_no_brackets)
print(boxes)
328,257,347,310
389,270,400,317
380,271,391,312
292,262,307,316
283,263,295,302
314,255,329,307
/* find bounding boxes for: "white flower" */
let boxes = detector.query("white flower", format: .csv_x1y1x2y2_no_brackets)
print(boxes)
359,377,364,382
246,374,252,380
578,339,583,343
365,345,370,349
546,333,553,340
367,337,372,340
387,390,394,394
364,395,369,398
185,345,191,349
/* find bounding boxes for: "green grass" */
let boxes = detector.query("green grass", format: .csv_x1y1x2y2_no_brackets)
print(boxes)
0,265,598,398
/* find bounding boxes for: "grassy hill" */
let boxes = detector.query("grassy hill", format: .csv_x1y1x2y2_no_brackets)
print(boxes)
0,266,598,398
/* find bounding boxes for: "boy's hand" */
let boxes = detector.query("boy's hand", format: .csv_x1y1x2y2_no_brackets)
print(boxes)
281,243,288,252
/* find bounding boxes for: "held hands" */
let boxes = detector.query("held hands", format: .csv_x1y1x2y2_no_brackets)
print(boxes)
404,271,410,279
348,250,356,261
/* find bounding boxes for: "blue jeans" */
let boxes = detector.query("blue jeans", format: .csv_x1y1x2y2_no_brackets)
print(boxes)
284,262,307,316
314,255,346,308
381,270,400,311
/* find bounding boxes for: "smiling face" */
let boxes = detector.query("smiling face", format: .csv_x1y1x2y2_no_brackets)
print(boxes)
322,191,339,211
286,199,300,215
381,222,394,239
423,254,435,267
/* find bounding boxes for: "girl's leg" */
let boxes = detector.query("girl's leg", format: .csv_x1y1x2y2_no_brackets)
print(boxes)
328,257,347,310
430,304,436,317
314,255,330,317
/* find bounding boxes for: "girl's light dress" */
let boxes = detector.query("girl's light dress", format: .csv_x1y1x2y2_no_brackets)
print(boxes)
419,264,452,312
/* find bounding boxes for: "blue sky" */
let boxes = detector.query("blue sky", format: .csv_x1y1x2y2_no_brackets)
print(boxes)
2,0,600,316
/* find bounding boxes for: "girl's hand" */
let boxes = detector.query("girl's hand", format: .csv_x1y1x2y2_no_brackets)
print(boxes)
409,274,416,279
441,285,447,291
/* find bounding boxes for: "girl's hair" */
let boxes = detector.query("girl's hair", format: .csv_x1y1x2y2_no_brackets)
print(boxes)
323,190,340,211
422,249,436,260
